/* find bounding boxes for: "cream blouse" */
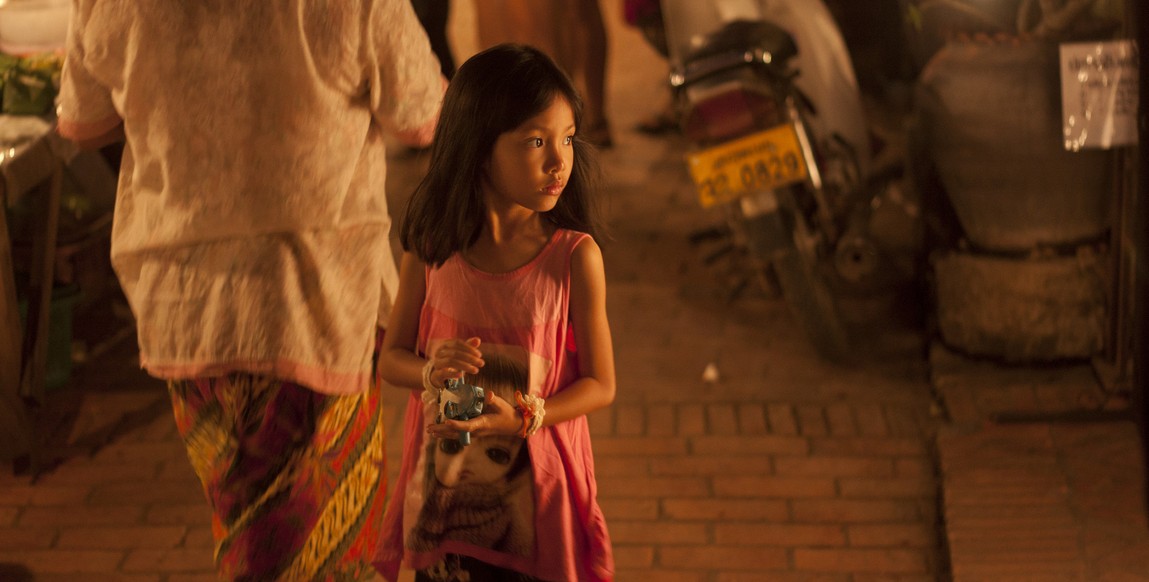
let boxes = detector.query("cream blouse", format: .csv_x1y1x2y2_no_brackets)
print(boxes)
56,0,445,394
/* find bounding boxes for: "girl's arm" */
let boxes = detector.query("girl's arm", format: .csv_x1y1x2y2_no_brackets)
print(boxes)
540,236,616,424
379,252,484,390
431,237,615,438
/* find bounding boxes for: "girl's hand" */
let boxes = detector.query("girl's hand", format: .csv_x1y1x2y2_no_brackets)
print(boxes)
428,390,523,439
426,337,484,388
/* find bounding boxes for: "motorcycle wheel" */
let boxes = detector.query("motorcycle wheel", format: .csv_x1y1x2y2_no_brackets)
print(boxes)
743,205,853,363
771,245,852,363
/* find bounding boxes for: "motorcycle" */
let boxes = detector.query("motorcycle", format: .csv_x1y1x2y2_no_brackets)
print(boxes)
659,0,887,362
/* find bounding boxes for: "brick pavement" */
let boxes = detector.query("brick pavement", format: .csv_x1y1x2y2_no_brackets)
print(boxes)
932,345,1149,582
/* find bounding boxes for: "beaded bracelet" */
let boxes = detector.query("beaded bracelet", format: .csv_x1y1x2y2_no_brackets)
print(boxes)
421,359,438,392
514,391,546,438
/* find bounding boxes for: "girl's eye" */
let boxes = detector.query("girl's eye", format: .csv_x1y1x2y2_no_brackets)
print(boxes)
531,137,543,148
563,136,573,145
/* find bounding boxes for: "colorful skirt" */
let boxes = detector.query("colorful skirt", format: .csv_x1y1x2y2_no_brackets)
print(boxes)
168,373,387,581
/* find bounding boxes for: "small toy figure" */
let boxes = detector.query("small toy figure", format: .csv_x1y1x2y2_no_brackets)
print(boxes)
438,377,485,445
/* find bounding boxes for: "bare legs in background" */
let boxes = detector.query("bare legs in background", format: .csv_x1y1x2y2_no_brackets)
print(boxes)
475,0,613,147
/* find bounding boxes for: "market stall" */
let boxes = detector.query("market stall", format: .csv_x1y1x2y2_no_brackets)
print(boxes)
0,1,118,464
1,111,65,461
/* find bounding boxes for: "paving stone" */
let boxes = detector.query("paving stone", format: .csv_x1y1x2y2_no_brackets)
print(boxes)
735,403,768,434
766,403,800,435
661,498,789,522
714,522,846,546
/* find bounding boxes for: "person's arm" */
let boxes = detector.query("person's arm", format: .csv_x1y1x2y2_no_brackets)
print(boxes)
429,237,616,439
61,121,124,151
364,0,446,148
379,252,484,390
55,3,123,151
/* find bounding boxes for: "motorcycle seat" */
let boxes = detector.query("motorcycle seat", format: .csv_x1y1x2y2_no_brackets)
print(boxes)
684,19,798,66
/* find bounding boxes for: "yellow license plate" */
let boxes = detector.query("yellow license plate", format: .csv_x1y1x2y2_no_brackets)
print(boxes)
686,123,809,208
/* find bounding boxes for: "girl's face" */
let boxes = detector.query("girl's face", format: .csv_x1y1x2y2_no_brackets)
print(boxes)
482,96,576,215
435,434,524,487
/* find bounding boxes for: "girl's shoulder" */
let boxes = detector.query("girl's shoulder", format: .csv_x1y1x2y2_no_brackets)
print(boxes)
546,229,598,273
566,230,604,283
554,228,593,252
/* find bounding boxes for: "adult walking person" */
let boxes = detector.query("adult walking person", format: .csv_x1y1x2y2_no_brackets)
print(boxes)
55,1,445,580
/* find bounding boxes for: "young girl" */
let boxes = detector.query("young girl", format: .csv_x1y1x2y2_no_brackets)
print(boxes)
375,44,616,582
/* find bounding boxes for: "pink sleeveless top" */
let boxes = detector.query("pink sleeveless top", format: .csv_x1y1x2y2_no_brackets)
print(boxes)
377,229,614,582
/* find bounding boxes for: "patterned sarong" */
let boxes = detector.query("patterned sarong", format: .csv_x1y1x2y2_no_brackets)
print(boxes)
168,372,387,581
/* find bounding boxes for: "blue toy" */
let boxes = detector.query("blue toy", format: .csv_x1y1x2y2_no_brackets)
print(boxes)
437,377,485,445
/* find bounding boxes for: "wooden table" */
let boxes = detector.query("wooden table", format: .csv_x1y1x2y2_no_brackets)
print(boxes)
1,120,67,463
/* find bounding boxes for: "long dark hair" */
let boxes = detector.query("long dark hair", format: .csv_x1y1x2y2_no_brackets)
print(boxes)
400,43,605,266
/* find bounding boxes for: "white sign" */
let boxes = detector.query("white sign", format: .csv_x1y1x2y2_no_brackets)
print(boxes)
1059,40,1139,151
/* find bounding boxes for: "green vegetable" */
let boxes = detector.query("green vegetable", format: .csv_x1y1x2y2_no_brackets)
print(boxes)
0,51,63,115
